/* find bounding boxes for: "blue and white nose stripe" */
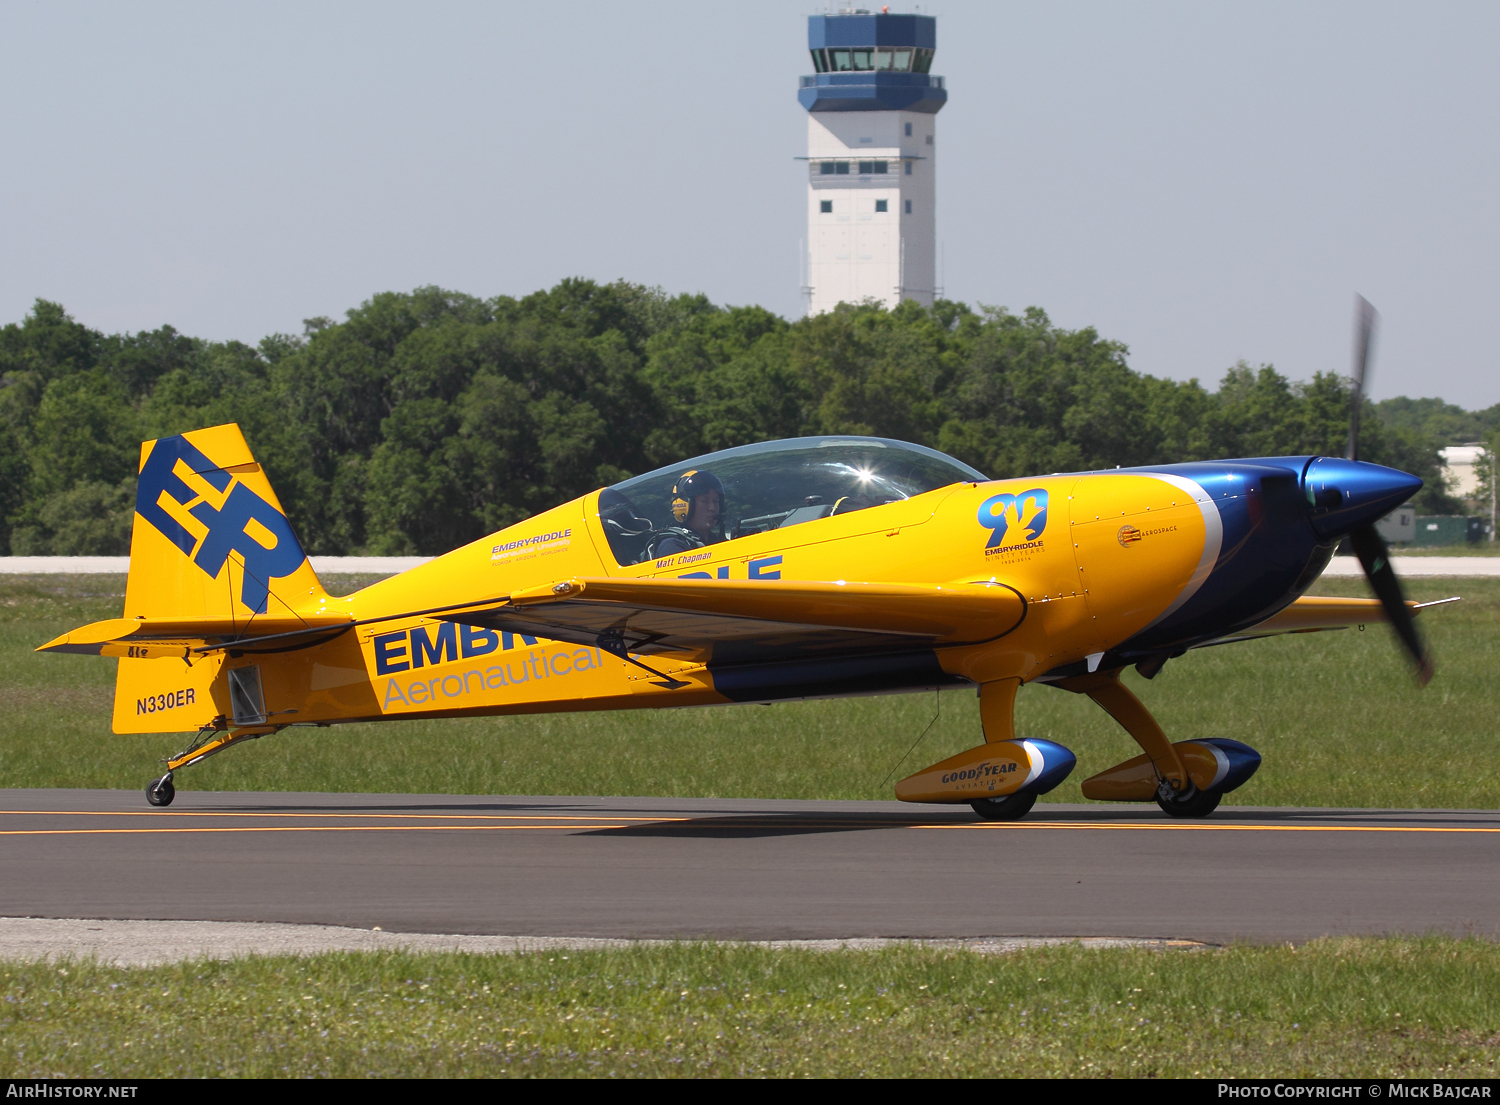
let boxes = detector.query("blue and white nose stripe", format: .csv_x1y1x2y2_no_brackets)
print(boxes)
1019,739,1077,796
1197,738,1261,794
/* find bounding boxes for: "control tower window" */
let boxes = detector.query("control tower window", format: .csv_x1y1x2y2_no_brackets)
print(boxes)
858,161,888,175
819,46,923,74
835,161,849,175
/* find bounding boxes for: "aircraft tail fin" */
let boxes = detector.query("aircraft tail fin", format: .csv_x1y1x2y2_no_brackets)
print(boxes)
124,423,326,621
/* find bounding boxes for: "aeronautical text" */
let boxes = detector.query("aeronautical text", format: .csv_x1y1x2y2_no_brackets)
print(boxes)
372,622,605,711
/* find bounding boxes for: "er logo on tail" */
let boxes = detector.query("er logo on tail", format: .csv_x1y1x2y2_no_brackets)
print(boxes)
136,435,306,613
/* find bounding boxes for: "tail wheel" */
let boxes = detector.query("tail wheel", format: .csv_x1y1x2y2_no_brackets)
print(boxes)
969,792,1036,821
146,775,175,807
1156,785,1220,819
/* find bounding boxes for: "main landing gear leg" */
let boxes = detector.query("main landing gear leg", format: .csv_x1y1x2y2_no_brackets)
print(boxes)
978,678,1022,745
969,678,1036,821
897,677,1075,818
1057,669,1215,816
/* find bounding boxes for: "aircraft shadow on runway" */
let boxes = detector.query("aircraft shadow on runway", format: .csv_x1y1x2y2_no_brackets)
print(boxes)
184,801,1496,836
581,814,947,839
578,807,1500,839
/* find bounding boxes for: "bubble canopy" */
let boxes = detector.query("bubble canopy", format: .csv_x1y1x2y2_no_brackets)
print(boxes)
598,436,987,567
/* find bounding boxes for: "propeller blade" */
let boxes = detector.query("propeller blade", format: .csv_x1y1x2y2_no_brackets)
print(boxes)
1348,522,1433,686
1347,295,1378,461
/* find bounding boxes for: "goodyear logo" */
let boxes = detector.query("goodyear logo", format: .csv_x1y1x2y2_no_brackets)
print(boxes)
977,489,1048,555
136,436,306,614
941,760,1018,785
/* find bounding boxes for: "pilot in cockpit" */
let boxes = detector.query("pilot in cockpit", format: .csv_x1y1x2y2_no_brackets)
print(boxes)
647,469,725,558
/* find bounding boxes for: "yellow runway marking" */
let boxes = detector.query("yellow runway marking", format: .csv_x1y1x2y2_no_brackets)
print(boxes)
2,812,1495,838
0,824,633,837
914,821,1500,834
0,810,684,823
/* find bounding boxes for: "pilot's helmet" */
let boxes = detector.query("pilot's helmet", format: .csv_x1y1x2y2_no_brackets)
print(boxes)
671,469,725,523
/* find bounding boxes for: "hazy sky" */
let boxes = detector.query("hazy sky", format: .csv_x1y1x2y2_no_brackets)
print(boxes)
2,1,1497,408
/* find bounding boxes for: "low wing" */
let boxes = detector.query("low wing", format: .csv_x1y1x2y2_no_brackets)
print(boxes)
39,578,1027,667
1212,594,1458,643
444,577,1027,665
37,614,355,657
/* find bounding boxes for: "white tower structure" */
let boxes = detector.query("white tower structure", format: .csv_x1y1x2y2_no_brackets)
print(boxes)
799,12,946,315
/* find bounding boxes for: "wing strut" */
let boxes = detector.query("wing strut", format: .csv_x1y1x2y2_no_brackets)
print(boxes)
596,629,689,689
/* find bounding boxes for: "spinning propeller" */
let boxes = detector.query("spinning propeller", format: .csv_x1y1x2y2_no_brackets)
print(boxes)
1342,295,1434,686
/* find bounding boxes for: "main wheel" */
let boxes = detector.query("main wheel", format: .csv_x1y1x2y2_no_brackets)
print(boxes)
145,776,175,807
969,792,1036,821
1155,785,1219,819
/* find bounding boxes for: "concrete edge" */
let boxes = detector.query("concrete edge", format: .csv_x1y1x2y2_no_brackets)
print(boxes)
0,917,1210,967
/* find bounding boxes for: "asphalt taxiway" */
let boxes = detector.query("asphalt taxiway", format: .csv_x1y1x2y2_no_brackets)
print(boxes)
1,790,1496,946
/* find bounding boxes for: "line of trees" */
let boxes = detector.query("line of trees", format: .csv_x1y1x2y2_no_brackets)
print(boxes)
1,281,1492,557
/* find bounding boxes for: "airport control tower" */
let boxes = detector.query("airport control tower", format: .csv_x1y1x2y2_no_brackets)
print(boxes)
799,11,946,314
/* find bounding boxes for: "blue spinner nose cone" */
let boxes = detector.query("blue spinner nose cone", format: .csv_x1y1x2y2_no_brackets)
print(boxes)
1303,457,1423,541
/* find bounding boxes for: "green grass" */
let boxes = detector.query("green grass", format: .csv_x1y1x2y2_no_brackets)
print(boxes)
2,940,1499,1077
2,574,1497,809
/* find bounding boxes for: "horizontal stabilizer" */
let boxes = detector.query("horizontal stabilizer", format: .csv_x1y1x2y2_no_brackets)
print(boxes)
447,576,1027,664
37,614,354,657
1216,594,1457,642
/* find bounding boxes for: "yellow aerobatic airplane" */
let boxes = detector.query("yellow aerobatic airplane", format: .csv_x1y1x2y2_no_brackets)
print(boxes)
39,305,1450,817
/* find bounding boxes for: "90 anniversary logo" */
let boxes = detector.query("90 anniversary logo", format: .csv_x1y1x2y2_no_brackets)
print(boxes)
977,489,1048,556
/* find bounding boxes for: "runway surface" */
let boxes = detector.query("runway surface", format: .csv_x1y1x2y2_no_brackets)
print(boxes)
2,789,1497,945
